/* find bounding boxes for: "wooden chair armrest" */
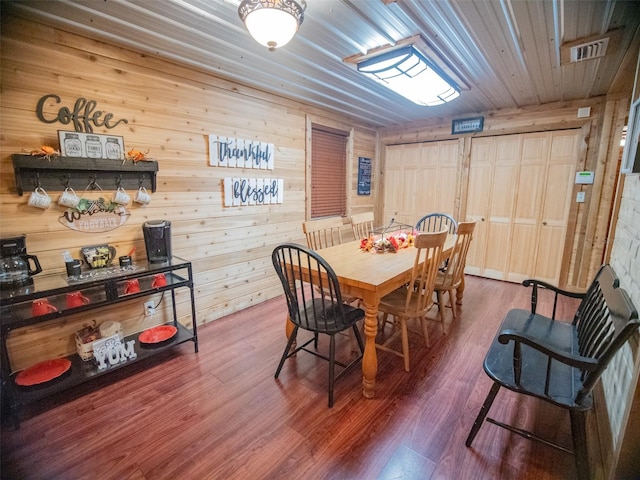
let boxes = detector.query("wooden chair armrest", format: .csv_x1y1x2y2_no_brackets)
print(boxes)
498,329,597,371
522,279,585,318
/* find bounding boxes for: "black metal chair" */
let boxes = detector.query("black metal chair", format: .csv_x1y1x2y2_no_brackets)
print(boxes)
465,264,639,480
415,212,458,234
272,243,365,407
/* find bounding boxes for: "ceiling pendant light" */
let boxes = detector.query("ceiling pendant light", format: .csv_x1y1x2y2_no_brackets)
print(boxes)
238,0,306,52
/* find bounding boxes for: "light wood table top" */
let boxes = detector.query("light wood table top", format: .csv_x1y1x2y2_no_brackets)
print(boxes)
292,235,457,399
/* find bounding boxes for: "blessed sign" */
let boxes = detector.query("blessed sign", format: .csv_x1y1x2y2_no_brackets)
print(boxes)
209,135,274,170
223,177,284,206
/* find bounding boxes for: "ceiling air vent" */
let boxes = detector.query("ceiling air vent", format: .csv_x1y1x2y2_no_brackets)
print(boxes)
570,37,609,62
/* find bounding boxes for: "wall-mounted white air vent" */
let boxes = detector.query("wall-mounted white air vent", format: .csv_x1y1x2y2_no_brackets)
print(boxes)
570,37,609,62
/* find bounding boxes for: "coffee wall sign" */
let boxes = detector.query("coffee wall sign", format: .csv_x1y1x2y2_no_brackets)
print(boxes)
209,135,274,170
223,178,283,206
36,94,129,133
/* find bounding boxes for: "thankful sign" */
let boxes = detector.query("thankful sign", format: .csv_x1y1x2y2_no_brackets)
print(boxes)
209,135,274,169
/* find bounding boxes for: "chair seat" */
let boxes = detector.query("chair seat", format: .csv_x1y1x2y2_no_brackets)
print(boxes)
379,286,429,318
483,308,586,410
434,269,461,290
299,299,365,333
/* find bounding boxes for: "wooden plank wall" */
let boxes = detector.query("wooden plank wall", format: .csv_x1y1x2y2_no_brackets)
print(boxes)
0,13,378,370
379,96,630,291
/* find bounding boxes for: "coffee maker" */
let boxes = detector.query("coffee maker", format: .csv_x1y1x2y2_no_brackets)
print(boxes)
142,220,172,263
0,235,43,289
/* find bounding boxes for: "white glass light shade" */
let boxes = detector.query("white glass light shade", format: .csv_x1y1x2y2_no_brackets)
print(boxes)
357,46,460,106
239,0,305,51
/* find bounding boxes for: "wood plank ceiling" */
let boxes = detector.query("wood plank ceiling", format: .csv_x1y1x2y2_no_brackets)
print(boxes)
4,0,640,128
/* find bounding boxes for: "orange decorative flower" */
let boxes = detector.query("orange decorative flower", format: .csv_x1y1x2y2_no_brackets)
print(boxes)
29,145,60,161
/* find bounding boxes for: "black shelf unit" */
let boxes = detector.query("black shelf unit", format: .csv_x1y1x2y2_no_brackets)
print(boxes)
11,154,159,195
0,256,197,427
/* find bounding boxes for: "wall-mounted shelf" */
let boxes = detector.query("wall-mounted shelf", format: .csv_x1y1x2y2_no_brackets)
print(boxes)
11,154,159,196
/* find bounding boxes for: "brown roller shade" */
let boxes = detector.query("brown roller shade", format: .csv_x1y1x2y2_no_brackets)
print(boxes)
311,127,347,218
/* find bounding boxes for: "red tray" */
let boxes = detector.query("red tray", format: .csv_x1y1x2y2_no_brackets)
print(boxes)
139,325,177,344
15,358,72,386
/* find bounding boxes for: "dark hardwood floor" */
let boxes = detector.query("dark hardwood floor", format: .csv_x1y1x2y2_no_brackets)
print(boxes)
1,275,584,480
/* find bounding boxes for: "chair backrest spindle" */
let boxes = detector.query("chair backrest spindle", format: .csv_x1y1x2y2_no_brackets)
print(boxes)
302,217,345,250
415,213,457,234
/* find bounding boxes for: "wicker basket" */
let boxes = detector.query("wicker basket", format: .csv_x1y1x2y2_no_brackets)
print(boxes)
75,321,101,361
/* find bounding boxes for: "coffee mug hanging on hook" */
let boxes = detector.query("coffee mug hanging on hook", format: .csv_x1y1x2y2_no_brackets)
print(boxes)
28,187,52,209
58,187,80,208
112,186,130,205
134,186,151,205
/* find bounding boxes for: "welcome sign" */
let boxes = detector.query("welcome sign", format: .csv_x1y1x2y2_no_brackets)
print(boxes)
209,135,274,170
58,198,130,232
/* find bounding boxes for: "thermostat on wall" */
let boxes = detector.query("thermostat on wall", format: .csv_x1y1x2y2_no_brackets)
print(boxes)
575,171,594,184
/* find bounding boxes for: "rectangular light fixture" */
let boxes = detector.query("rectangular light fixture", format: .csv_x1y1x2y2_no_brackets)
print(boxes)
356,45,460,106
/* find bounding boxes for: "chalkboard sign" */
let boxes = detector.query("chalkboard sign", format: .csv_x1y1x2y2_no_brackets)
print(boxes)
357,157,371,195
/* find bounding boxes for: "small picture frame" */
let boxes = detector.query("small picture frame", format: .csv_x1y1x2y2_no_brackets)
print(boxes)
58,130,125,160
621,98,640,174
452,116,484,135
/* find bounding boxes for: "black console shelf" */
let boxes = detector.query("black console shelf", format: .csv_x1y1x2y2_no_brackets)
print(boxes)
0,256,197,427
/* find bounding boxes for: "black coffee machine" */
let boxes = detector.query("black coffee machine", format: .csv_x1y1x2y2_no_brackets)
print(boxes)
143,220,172,263
0,235,43,289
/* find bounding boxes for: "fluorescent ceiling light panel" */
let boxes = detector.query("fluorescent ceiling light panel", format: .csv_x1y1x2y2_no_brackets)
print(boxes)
357,46,460,106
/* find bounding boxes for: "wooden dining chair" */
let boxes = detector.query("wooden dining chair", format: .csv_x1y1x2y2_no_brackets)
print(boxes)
415,212,458,234
350,211,375,240
376,230,447,372
302,216,345,250
272,243,365,407
430,221,475,332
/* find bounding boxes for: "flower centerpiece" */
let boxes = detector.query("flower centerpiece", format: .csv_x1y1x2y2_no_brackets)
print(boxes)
359,221,415,253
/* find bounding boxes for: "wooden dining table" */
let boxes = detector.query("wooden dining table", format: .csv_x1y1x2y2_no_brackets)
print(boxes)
286,234,458,399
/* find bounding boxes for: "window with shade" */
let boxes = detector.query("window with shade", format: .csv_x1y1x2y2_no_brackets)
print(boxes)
311,126,347,218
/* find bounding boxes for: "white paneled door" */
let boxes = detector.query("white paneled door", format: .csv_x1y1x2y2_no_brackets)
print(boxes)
384,140,460,227
465,130,578,284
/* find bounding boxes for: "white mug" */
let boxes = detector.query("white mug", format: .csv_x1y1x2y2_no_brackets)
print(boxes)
134,186,151,205
58,187,80,208
112,186,130,205
28,187,52,209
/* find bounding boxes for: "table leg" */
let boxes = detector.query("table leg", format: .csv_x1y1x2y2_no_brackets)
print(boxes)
360,295,379,399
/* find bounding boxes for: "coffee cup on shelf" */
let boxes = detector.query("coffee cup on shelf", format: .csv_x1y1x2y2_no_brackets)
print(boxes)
65,259,83,277
124,278,140,295
152,273,167,288
28,187,52,209
32,298,58,316
119,255,132,268
66,291,90,308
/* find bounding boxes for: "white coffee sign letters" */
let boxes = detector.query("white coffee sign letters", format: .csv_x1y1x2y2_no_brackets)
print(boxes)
209,135,274,170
